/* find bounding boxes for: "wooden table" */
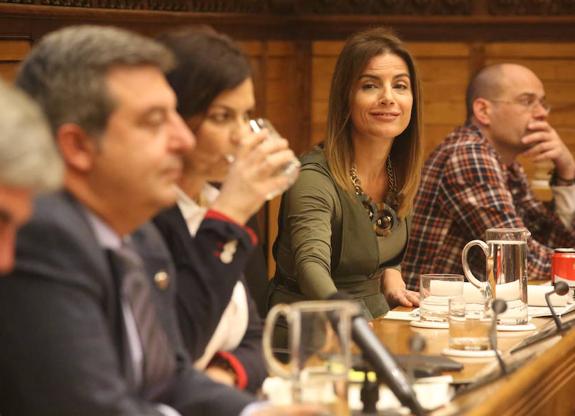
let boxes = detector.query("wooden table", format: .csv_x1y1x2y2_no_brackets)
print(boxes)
371,311,575,415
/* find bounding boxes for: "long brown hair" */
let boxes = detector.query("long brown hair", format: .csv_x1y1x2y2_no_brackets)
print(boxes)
324,27,423,218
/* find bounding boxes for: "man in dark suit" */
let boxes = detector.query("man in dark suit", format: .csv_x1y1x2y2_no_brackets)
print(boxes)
0,80,62,275
0,25,267,415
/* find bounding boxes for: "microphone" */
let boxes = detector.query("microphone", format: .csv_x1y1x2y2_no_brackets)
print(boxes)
328,292,426,416
407,334,427,380
490,299,507,376
511,282,571,354
409,334,427,354
546,281,570,332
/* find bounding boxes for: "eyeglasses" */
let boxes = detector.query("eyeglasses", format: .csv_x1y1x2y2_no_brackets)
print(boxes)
489,94,551,113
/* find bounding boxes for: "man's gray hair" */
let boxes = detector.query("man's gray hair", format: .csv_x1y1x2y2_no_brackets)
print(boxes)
16,25,175,137
0,79,62,191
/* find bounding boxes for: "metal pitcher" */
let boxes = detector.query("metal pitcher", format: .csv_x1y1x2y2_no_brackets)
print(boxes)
462,227,530,325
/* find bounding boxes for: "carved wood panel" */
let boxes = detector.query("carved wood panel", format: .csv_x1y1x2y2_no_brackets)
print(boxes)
2,0,575,14
0,0,265,12
297,0,472,15
488,0,575,15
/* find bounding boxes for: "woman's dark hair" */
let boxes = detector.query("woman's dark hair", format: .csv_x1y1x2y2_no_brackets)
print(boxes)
157,26,252,119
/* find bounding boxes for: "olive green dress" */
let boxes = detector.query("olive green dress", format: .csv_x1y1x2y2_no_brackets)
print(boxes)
268,147,408,321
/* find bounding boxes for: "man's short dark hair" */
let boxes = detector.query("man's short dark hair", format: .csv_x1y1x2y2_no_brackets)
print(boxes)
16,25,175,138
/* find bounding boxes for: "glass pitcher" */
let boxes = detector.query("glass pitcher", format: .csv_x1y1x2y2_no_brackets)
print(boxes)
262,300,358,415
462,227,530,325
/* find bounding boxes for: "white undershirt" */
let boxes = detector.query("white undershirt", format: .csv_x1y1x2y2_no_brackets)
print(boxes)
552,184,575,228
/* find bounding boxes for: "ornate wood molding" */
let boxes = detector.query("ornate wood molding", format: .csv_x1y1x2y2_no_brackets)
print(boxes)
489,0,575,15
1,2,575,42
2,0,575,14
295,0,472,15
0,0,265,12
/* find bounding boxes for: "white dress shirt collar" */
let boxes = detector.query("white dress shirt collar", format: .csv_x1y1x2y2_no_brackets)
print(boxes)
176,184,219,237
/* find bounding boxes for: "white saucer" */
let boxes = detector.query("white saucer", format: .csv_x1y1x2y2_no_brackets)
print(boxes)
410,319,448,329
497,323,537,332
441,348,497,358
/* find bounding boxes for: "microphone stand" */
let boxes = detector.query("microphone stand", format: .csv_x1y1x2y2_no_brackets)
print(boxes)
354,339,427,416
329,292,426,416
511,281,570,354
352,359,407,416
490,299,508,376
547,281,569,331
455,299,518,397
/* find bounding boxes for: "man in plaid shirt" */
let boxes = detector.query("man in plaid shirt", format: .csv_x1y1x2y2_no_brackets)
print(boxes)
403,63,575,290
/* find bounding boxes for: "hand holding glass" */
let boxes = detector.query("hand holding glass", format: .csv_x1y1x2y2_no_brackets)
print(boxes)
249,118,300,184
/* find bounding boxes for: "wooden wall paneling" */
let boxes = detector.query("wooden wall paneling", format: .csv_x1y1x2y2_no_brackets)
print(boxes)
260,40,311,278
408,42,471,157
310,41,342,146
263,41,298,143
238,40,267,127
0,38,30,82
291,39,313,157
0,63,17,82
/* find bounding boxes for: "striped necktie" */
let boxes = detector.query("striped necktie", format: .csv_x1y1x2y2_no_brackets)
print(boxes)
110,242,176,396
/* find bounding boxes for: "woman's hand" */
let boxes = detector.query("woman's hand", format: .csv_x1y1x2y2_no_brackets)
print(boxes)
382,269,420,308
385,288,420,308
212,129,299,225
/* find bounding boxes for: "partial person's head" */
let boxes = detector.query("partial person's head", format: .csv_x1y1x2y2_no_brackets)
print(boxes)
16,25,194,234
324,27,422,218
466,63,550,157
158,26,254,183
0,80,62,273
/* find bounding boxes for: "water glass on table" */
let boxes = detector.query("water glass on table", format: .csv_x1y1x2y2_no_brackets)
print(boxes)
419,274,464,322
448,296,492,351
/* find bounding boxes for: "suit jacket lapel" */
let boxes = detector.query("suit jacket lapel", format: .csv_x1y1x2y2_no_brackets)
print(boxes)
61,191,138,392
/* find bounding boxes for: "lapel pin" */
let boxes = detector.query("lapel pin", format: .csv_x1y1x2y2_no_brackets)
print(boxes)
220,240,238,264
154,270,169,290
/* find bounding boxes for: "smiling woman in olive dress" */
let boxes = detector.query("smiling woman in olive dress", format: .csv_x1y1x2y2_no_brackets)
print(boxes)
269,27,423,321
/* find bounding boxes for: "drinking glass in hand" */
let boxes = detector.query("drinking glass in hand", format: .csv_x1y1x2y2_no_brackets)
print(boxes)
249,118,300,185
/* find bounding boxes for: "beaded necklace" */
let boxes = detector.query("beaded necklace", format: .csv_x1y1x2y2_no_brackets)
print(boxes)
350,158,399,237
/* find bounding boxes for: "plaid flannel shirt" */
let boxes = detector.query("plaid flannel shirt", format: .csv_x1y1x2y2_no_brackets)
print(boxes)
402,124,575,291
